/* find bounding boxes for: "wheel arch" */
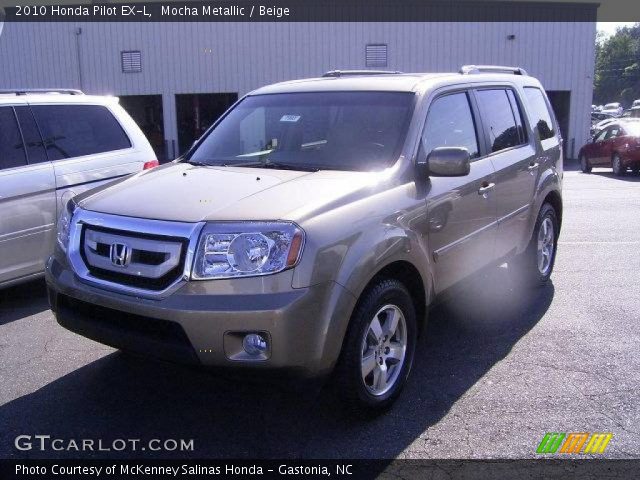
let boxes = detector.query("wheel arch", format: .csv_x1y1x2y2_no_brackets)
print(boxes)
350,260,429,334
543,189,563,232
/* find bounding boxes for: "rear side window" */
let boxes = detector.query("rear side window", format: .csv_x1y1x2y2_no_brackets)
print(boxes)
523,87,556,141
476,89,525,153
15,106,48,164
31,105,131,160
421,92,479,159
0,107,27,170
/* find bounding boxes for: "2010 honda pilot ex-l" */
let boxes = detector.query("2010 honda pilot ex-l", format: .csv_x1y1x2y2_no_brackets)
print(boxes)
46,66,563,415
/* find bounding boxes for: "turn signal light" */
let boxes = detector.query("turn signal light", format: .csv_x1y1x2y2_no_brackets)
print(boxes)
143,160,159,170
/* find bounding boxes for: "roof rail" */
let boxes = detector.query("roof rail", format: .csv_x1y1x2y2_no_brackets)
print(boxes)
0,88,84,96
459,65,528,76
322,70,403,78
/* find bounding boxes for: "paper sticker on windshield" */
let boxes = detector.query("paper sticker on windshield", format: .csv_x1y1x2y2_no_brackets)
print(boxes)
280,115,301,123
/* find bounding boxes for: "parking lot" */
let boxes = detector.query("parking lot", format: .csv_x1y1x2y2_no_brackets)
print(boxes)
1,166,639,460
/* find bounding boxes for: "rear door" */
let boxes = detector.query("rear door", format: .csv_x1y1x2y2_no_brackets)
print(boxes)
0,104,56,285
474,87,537,260
422,89,498,293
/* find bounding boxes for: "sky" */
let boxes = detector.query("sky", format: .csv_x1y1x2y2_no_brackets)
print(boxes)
597,22,637,38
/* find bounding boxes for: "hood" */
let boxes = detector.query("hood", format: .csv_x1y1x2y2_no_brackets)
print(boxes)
78,162,385,223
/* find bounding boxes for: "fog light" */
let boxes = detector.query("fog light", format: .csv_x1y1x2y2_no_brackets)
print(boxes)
243,333,267,356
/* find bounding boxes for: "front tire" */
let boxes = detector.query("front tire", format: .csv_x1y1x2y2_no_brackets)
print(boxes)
612,154,626,176
580,154,592,173
333,278,417,417
512,203,559,286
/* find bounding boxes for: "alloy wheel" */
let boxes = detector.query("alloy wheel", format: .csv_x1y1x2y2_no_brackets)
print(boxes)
360,304,407,396
537,217,555,276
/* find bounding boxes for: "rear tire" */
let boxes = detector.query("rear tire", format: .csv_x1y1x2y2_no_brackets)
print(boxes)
580,154,592,173
612,154,626,176
511,203,559,286
333,278,417,417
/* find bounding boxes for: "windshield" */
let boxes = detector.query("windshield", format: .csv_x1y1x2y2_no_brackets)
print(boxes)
187,91,415,171
624,122,640,136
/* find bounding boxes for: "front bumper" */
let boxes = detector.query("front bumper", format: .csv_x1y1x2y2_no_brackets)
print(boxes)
46,253,356,378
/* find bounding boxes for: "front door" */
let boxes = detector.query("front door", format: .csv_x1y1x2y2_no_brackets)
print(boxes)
589,127,610,165
422,90,498,293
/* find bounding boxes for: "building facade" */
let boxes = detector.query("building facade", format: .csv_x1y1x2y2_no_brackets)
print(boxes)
0,17,596,161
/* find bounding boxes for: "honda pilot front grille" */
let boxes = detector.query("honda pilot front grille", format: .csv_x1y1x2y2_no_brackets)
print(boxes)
80,225,187,291
66,210,204,298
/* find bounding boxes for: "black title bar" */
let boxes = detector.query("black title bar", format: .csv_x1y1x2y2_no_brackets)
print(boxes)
1,1,600,22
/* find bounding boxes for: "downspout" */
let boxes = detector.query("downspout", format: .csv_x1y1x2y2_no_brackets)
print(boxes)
75,26,84,90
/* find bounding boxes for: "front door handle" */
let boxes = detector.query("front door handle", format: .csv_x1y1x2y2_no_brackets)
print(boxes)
478,182,495,197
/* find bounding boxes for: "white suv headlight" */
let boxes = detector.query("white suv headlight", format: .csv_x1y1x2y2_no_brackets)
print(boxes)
192,222,304,279
56,199,77,252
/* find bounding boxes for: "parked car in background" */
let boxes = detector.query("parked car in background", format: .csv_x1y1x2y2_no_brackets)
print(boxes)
590,115,617,137
580,119,640,175
629,106,640,118
592,112,614,123
46,66,563,415
632,99,640,108
0,89,157,288
601,102,623,117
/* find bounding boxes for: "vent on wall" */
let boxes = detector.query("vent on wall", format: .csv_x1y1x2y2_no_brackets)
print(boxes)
365,44,388,68
121,50,142,73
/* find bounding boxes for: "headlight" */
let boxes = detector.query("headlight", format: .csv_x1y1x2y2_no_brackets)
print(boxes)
192,222,304,279
56,199,77,252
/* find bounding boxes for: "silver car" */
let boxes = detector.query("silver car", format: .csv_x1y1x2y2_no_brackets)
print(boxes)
0,90,157,288
47,67,563,415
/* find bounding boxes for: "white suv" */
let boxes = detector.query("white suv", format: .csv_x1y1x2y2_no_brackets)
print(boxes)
0,89,157,288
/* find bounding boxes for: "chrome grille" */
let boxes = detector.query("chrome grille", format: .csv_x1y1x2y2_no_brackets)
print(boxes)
83,228,182,280
67,209,204,299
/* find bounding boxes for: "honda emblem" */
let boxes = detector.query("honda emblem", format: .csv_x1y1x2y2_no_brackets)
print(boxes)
110,243,131,267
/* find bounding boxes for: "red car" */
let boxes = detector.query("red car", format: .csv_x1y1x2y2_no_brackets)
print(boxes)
580,120,640,175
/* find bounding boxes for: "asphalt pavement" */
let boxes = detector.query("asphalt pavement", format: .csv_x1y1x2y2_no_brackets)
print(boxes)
1,167,639,460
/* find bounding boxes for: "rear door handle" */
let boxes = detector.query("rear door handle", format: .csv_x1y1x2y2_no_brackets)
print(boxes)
528,162,539,172
478,182,495,196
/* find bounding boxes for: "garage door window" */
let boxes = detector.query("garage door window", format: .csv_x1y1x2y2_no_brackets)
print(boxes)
31,105,131,160
0,107,27,170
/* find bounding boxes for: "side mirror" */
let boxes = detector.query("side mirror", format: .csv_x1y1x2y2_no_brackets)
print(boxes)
427,147,471,177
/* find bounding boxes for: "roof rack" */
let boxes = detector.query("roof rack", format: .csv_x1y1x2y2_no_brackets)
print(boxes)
0,88,84,96
322,70,404,78
459,65,528,76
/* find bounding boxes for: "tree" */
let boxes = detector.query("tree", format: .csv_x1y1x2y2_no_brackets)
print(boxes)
594,24,640,107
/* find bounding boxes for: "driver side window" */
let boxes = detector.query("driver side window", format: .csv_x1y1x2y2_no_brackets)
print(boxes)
595,128,608,143
422,92,479,159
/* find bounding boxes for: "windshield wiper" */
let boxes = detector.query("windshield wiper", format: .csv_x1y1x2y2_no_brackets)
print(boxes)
187,159,321,172
187,160,213,166
222,161,321,172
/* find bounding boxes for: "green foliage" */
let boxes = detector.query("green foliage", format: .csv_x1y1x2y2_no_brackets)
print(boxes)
594,24,640,107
